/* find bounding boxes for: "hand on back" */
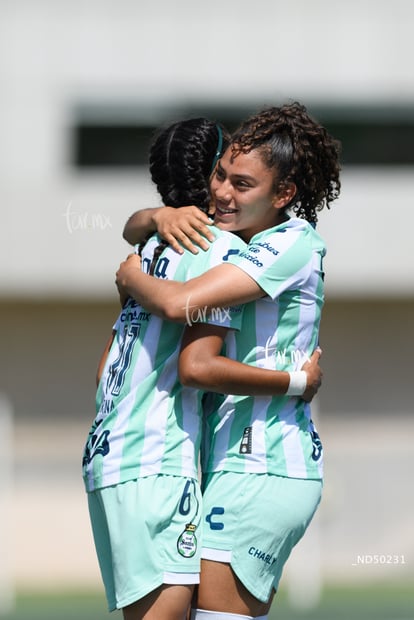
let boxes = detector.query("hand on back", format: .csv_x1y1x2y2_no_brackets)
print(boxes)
301,348,323,402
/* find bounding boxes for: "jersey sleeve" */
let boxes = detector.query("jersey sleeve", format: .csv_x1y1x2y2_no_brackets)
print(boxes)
230,224,324,301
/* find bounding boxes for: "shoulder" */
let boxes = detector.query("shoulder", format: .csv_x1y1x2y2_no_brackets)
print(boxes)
251,218,325,254
210,226,246,245
196,226,246,258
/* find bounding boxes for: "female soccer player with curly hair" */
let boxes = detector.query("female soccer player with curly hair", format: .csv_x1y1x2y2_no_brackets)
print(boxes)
117,102,341,620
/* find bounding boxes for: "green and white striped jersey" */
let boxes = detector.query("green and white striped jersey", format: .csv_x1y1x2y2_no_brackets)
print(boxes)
202,218,325,480
83,227,245,492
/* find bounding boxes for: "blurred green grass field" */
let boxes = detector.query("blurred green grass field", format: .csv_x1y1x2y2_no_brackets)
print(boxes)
1,585,413,620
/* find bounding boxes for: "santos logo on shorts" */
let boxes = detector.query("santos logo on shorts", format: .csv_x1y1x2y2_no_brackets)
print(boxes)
177,523,197,558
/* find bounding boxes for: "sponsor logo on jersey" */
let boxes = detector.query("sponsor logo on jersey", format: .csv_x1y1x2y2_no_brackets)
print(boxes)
120,308,150,323
238,250,264,268
222,248,241,262
255,241,280,256
142,254,171,279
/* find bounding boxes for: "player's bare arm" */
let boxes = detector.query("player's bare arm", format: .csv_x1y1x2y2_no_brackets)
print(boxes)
115,254,264,323
122,207,162,245
179,323,322,399
123,205,215,254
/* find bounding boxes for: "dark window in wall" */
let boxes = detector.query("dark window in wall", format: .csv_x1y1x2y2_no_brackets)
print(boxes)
75,125,155,167
322,118,414,165
71,104,414,168
71,104,249,168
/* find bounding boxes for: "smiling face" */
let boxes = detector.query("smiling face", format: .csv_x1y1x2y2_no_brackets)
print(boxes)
211,146,296,242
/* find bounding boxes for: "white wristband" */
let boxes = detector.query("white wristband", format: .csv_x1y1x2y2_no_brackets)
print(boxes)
286,371,307,396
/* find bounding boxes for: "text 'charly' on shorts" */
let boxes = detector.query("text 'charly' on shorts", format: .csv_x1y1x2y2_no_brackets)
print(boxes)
87,475,202,611
201,471,323,603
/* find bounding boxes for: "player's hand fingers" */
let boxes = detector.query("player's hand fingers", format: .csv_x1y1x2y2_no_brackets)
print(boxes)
124,253,142,265
310,347,322,362
302,390,315,403
116,254,141,282
162,223,212,254
155,206,215,253
162,232,185,254
176,223,212,252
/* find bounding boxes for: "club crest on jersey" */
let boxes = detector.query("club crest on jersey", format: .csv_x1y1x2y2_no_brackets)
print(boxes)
177,523,197,558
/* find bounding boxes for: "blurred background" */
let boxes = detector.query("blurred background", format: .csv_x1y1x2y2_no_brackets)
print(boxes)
0,0,413,617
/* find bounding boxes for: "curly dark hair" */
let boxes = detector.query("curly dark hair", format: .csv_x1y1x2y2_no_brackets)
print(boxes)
139,118,229,273
231,102,341,224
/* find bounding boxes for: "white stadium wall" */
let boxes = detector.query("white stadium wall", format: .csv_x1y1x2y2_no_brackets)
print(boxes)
0,0,413,299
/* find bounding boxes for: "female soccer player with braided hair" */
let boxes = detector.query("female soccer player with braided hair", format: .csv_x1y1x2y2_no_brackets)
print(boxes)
84,115,323,620
136,117,224,275
116,101,341,620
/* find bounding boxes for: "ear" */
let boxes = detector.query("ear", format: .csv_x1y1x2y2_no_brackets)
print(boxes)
272,181,297,210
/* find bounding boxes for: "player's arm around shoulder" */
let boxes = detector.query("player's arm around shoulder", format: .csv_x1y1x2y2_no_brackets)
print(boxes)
116,234,265,323
178,324,322,398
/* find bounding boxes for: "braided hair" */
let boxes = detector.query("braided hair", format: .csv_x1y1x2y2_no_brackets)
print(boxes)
231,102,341,224
139,118,229,274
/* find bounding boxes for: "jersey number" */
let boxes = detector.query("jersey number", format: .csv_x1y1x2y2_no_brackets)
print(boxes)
105,324,140,397
179,479,196,516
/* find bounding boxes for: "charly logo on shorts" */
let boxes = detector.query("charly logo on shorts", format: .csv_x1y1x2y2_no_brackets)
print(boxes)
177,523,197,558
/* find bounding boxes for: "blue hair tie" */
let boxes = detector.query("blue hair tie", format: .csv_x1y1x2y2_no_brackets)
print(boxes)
210,125,223,173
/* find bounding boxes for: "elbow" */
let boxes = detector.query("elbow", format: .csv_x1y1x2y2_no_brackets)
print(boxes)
160,305,186,323
179,359,208,389
161,294,191,323
122,225,135,245
122,214,139,245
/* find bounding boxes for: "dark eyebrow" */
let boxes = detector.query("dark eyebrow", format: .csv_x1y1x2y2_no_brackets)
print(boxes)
232,173,257,184
217,161,256,183
217,160,257,184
